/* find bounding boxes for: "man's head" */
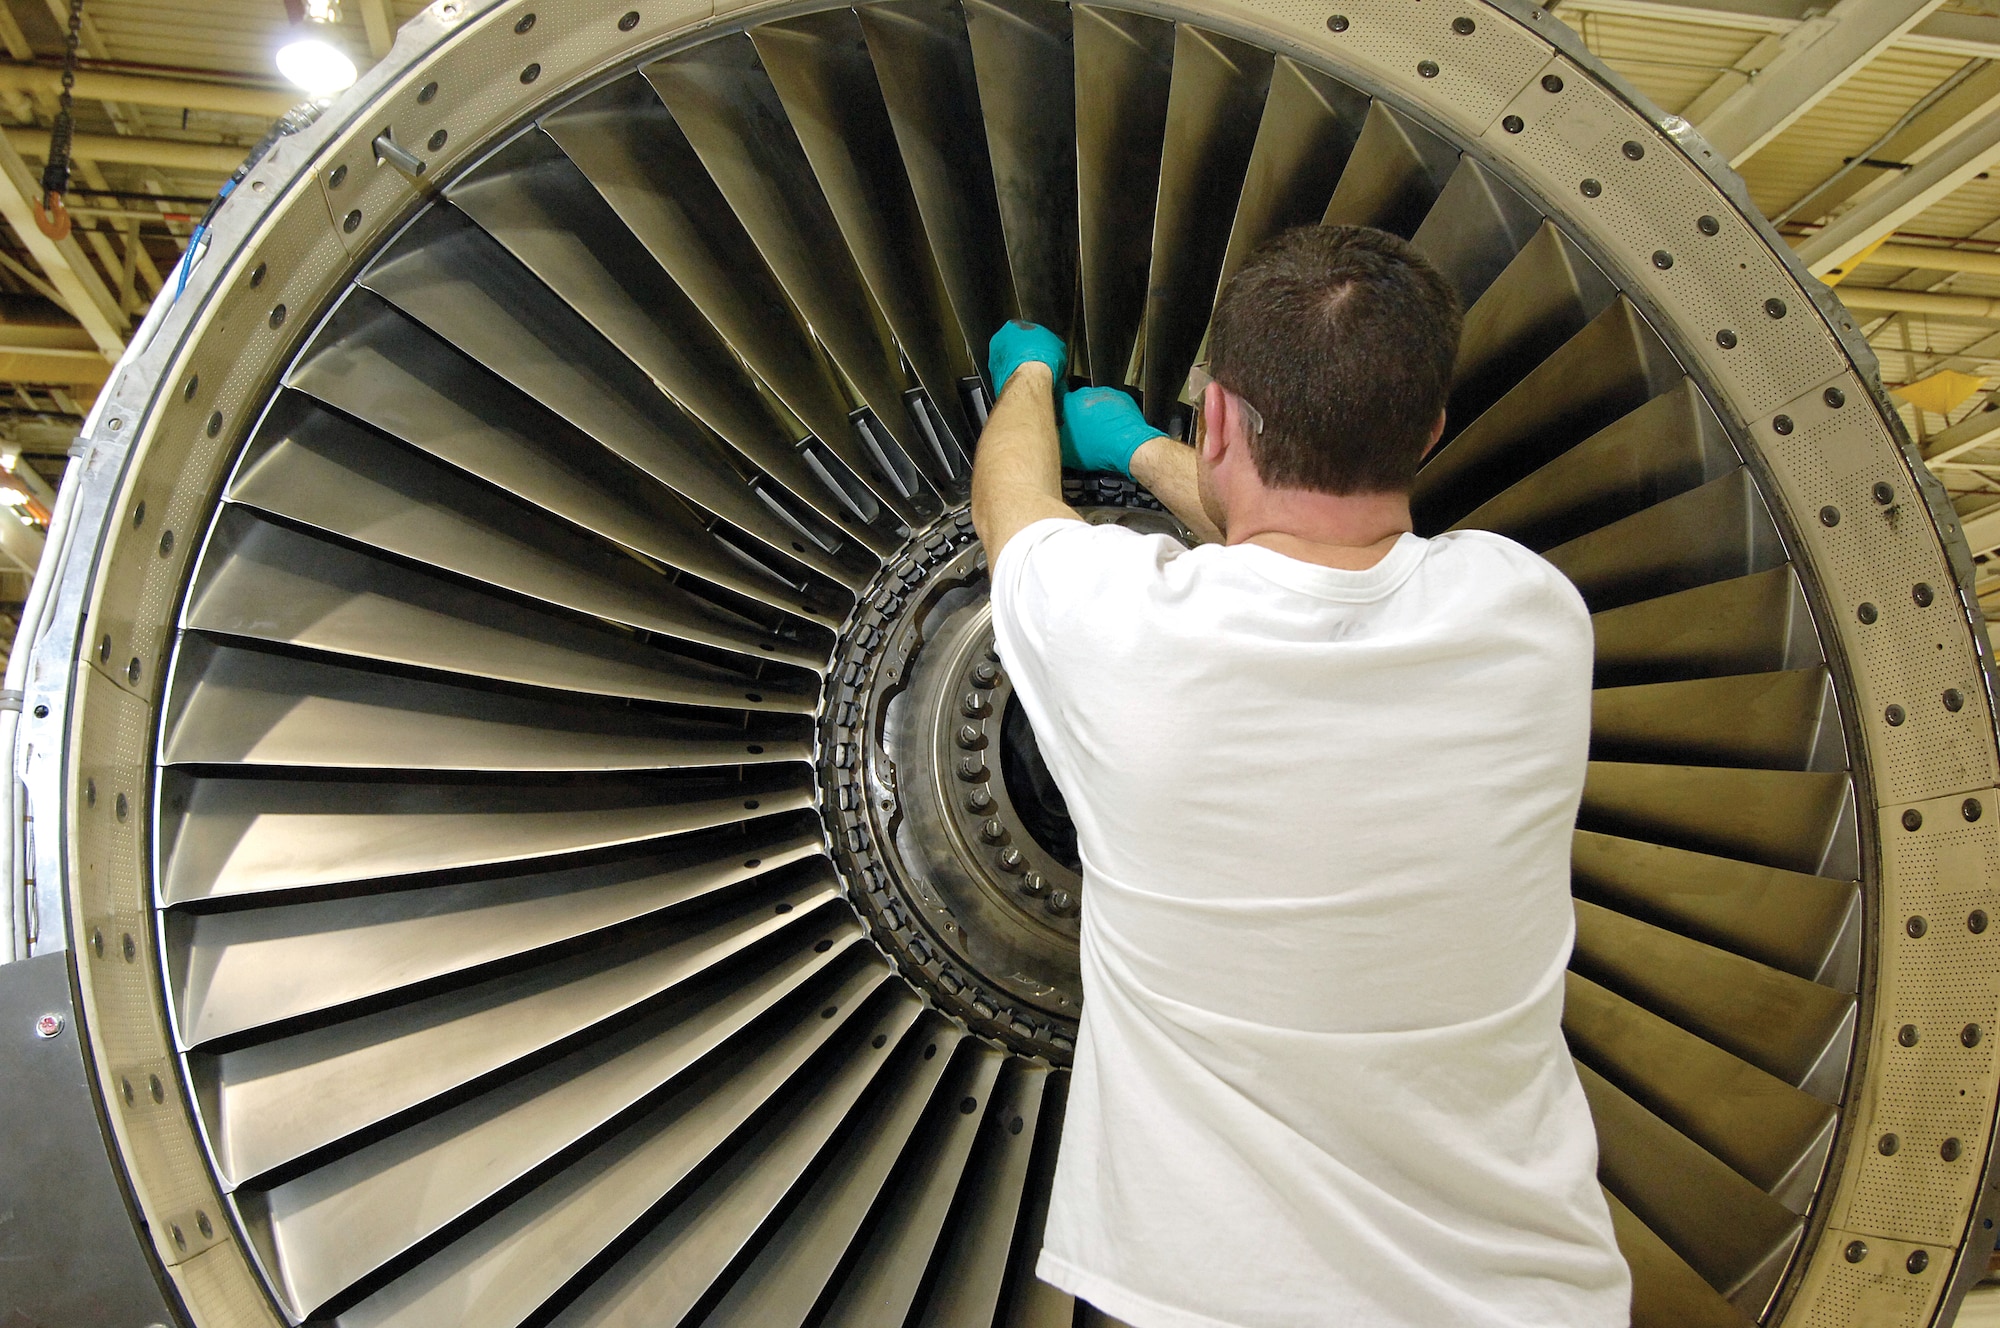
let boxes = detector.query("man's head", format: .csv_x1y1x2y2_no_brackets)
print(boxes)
1197,225,1462,505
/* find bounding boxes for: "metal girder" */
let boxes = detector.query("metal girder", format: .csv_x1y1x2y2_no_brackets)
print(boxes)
1958,501,2000,554
1920,396,2000,462
360,0,398,59
1835,284,2000,320
1861,242,2000,276
1693,0,1946,166
1679,32,1786,127
3,127,245,175
0,346,114,389
0,503,44,575
0,133,124,359
0,63,297,119
1778,62,2000,226
1555,0,2000,60
1793,106,2000,274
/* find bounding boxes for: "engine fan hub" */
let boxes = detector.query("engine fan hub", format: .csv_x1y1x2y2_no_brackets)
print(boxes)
820,491,1188,1062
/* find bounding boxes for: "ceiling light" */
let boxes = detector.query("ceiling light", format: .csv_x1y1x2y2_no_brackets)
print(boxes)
275,36,356,96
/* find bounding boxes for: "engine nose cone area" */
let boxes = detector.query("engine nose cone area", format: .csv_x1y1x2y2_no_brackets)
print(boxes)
821,510,1084,1063
819,493,1189,1062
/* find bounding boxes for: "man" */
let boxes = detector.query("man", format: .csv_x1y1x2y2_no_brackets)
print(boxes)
969,224,1631,1328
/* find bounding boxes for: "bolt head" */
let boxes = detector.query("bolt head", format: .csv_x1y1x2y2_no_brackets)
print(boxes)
32,1012,62,1039
1020,871,1049,897
958,756,989,782
997,847,1025,873
1047,889,1080,918
967,788,994,812
980,818,1007,844
971,662,1000,688
956,723,986,750
961,692,991,718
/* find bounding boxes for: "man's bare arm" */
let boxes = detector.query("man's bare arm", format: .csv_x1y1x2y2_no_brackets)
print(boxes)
972,362,1083,560
1129,436,1224,545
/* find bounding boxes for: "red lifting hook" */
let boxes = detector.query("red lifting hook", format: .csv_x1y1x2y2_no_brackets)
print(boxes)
32,190,70,242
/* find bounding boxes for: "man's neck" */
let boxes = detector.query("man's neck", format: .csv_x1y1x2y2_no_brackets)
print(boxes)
1224,487,1415,571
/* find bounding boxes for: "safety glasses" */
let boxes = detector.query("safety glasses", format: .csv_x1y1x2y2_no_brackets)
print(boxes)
1186,361,1265,439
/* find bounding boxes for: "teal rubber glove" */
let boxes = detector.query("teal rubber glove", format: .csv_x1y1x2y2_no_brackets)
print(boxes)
1059,386,1165,477
988,319,1067,396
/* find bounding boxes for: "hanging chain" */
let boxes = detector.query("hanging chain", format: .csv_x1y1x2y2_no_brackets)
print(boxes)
34,0,84,240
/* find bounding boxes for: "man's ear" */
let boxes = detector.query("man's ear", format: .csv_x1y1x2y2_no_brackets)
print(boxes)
1419,409,1447,459
1197,380,1231,464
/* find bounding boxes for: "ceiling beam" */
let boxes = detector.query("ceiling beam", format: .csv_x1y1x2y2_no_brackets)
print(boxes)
0,502,46,576
0,133,123,359
0,64,295,119
1680,32,1788,126
1922,396,2000,462
1858,241,2000,276
1835,284,2000,321
358,0,397,60
1554,0,2000,59
1779,62,2000,226
0,346,112,389
1694,0,1947,165
1957,500,2000,554
1793,106,2000,274
2,128,243,175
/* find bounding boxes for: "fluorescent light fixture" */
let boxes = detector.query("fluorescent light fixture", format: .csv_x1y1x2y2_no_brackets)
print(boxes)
276,36,357,96
302,0,341,20
0,489,31,508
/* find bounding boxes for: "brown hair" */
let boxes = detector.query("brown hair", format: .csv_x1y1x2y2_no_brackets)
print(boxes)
1207,224,1462,494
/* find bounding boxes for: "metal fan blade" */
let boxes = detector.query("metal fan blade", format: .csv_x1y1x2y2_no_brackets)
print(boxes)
963,0,1078,332
1141,24,1272,421
443,129,889,565
1571,829,1857,981
187,512,819,711
546,991,927,1326
1590,668,1835,770
159,770,814,905
1453,380,1732,551
1574,900,1855,1089
310,960,893,1322
173,826,825,1046
1581,762,1851,876
1072,4,1172,389
202,890,860,1186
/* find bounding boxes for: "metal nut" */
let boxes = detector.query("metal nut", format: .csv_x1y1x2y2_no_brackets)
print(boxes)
980,818,1007,844
32,1012,62,1039
996,847,1025,873
1046,888,1080,918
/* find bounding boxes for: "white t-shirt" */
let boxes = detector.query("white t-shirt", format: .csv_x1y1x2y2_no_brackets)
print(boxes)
988,517,1631,1328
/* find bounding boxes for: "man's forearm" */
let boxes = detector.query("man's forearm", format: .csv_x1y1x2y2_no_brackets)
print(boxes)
971,363,1081,558
1130,436,1223,544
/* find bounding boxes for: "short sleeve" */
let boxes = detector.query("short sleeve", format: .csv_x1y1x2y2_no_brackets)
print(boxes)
987,517,1185,729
